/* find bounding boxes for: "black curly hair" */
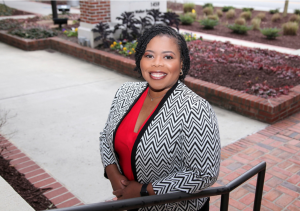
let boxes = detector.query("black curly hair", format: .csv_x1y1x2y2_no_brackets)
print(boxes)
134,25,190,81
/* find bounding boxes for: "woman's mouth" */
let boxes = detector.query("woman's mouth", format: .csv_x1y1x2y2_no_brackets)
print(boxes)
150,72,167,80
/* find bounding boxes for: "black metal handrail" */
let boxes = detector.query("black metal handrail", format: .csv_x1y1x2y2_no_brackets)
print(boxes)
48,161,266,211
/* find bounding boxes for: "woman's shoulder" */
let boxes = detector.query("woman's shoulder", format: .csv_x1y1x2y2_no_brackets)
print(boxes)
177,81,208,106
119,81,147,89
114,81,147,97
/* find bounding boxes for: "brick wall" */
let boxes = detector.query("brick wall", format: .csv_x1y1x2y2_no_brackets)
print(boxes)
79,0,110,24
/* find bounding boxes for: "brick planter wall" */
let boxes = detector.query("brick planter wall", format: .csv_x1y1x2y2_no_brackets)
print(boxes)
1,31,300,124
0,30,51,51
80,0,110,24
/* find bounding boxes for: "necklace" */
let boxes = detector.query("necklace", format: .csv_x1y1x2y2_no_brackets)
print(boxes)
148,89,165,101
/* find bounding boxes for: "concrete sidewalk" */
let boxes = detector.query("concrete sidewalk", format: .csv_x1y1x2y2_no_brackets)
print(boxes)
4,0,80,16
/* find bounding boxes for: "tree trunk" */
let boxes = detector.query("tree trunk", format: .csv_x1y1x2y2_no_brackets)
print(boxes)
283,0,289,17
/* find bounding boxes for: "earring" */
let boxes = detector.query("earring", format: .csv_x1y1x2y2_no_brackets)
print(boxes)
179,69,183,76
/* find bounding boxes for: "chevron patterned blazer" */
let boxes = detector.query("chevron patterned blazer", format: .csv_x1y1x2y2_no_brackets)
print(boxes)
100,80,221,211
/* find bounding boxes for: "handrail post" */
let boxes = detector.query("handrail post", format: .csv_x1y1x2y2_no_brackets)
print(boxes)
253,167,266,211
220,193,229,211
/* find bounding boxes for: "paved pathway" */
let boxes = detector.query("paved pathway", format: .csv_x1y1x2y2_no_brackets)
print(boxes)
210,112,300,211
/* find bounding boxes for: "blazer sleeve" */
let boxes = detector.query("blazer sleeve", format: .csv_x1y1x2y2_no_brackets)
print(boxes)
99,86,122,178
151,99,221,195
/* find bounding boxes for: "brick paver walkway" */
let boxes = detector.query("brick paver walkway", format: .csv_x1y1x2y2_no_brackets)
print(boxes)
210,112,300,211
1,112,300,210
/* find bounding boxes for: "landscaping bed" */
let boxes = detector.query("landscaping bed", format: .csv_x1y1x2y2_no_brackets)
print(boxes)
0,145,56,210
0,3,33,16
168,2,300,49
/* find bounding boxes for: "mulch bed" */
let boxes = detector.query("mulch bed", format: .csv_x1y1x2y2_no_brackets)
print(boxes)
167,2,300,49
188,39,300,98
0,147,56,210
0,6,33,16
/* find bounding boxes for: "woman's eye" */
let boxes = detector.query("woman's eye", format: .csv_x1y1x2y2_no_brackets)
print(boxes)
145,54,153,58
165,56,173,59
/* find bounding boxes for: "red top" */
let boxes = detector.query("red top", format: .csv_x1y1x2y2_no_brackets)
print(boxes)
114,87,157,181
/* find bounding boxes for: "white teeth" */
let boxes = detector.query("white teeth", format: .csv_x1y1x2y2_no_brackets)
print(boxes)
151,73,166,77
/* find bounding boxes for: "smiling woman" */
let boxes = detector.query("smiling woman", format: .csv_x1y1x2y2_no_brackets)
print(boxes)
99,25,221,211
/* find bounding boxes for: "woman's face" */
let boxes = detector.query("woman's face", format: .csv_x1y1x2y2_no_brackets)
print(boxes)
140,35,182,92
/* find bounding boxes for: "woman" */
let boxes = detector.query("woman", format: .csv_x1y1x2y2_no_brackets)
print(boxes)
100,25,221,211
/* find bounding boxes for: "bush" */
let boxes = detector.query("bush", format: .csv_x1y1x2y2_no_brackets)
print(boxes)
216,9,223,17
242,7,254,12
222,6,235,12
240,11,252,20
199,18,219,29
235,18,246,25
255,12,266,21
226,9,236,19
251,18,261,30
203,6,213,16
289,14,300,23
180,14,195,25
282,22,299,35
183,3,195,13
269,8,279,14
186,12,197,20
203,3,213,9
295,9,300,15
9,27,57,39
181,33,202,42
260,27,281,39
228,24,252,34
207,14,219,21
272,13,281,22
0,3,14,16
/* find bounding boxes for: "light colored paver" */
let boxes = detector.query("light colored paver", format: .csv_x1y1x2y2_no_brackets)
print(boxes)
0,176,34,211
0,42,268,203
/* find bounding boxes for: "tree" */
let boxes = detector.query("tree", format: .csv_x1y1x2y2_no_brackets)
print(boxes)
283,0,289,17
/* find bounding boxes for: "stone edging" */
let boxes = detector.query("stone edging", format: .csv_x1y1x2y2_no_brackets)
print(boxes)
1,30,300,123
0,136,84,209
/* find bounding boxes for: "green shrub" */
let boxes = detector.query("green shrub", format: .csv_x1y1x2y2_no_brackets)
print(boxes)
226,9,236,19
222,6,235,12
242,7,254,12
207,14,219,21
282,22,299,35
203,6,213,16
271,13,281,22
260,27,281,39
228,24,252,34
186,12,197,20
9,27,57,39
269,8,279,14
0,3,14,16
240,11,252,20
295,9,300,15
199,18,219,29
203,3,213,9
251,18,261,30
183,3,195,13
289,14,300,23
180,14,195,25
235,18,246,25
255,12,266,21
216,9,223,17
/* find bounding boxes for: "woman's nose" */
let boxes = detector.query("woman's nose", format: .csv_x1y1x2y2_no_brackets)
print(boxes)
152,57,163,67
